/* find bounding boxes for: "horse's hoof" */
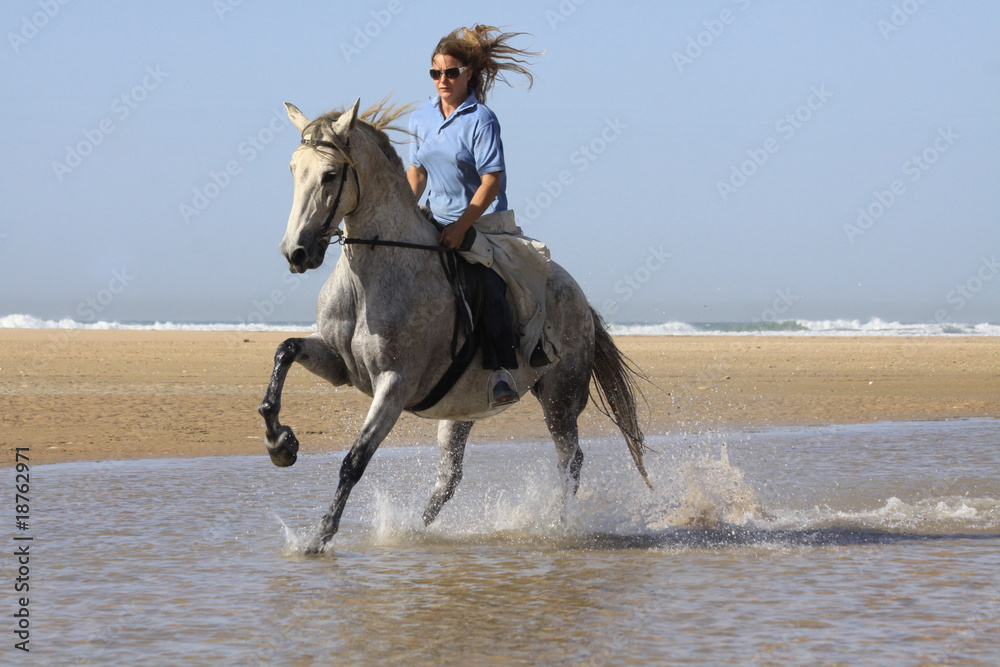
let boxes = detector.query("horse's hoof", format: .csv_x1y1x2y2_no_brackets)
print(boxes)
269,450,297,467
267,427,299,467
303,535,330,555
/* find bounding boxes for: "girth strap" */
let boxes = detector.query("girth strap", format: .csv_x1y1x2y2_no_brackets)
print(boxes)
407,335,477,413
341,234,481,413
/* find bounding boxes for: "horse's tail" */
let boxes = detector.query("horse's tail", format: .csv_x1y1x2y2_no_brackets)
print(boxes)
589,307,652,488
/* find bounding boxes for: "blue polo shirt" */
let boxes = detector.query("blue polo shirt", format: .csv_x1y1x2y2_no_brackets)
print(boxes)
408,91,507,224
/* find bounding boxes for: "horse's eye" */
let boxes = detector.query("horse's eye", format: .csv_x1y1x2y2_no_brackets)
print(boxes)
320,171,338,185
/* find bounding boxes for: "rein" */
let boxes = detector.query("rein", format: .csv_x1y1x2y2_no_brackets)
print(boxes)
302,136,442,252
302,130,476,410
341,237,442,252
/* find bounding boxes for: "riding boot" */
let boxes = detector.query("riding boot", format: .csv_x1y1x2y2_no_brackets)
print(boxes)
479,267,519,371
488,369,519,408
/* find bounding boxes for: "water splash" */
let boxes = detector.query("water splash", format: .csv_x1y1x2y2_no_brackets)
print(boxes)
268,424,998,552
651,442,768,530
827,495,999,531
276,514,311,554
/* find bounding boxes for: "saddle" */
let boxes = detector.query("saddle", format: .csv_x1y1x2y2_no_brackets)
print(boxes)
342,210,524,412
406,219,488,412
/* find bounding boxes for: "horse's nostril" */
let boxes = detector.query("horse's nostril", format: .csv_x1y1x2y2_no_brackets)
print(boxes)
290,247,307,267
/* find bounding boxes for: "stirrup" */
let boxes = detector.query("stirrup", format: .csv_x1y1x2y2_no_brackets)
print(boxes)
488,370,519,408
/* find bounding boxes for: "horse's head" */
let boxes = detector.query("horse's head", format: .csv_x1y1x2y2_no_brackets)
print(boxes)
280,100,361,273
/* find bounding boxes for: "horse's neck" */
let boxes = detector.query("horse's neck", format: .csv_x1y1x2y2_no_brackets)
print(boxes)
345,150,437,244
341,170,441,287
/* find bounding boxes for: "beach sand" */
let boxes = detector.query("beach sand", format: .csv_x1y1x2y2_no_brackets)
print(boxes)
2,330,998,465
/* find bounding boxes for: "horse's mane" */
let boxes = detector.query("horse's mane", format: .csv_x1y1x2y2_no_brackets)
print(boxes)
303,97,415,171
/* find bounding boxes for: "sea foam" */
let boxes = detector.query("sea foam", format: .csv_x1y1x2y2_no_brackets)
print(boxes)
2,313,997,336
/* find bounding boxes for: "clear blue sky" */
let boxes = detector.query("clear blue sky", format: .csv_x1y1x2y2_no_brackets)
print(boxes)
2,0,998,325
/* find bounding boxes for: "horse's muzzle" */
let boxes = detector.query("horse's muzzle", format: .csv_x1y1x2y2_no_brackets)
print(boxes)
285,242,327,273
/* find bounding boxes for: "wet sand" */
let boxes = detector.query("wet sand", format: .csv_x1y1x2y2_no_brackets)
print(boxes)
1,330,998,465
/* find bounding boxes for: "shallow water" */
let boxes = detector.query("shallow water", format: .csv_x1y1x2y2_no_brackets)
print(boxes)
12,419,1000,665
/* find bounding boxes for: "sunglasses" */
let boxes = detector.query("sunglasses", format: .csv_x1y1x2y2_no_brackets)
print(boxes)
429,66,468,81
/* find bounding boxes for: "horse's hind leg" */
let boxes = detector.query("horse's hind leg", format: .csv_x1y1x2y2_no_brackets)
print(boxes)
531,366,590,494
422,420,474,525
258,334,347,467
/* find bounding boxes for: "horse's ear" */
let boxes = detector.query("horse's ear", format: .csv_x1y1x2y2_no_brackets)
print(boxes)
285,103,310,133
333,98,361,136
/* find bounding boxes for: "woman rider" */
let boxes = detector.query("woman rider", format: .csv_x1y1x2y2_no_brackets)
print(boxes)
407,25,540,407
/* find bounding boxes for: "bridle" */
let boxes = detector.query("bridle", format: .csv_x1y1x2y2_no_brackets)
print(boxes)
299,137,361,243
301,135,444,253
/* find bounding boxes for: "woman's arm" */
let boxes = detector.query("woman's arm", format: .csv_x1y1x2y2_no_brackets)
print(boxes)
439,171,502,249
407,165,428,201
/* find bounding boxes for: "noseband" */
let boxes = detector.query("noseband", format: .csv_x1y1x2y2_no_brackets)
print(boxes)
300,137,361,242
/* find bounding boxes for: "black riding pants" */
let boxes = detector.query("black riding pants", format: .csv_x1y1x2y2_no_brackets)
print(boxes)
478,266,519,371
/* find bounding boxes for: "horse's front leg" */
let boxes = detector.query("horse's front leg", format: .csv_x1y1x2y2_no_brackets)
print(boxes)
311,374,407,552
258,334,348,467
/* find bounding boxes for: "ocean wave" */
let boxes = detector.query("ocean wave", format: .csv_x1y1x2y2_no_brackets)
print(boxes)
0,314,316,333
608,318,1000,336
3,313,998,336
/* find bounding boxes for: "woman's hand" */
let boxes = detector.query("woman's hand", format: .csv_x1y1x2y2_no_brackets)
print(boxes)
439,172,501,249
439,223,467,250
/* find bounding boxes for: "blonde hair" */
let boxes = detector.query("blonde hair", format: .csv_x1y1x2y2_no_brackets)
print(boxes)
433,25,541,105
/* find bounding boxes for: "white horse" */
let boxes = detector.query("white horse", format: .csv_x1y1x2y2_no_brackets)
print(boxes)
258,99,648,551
